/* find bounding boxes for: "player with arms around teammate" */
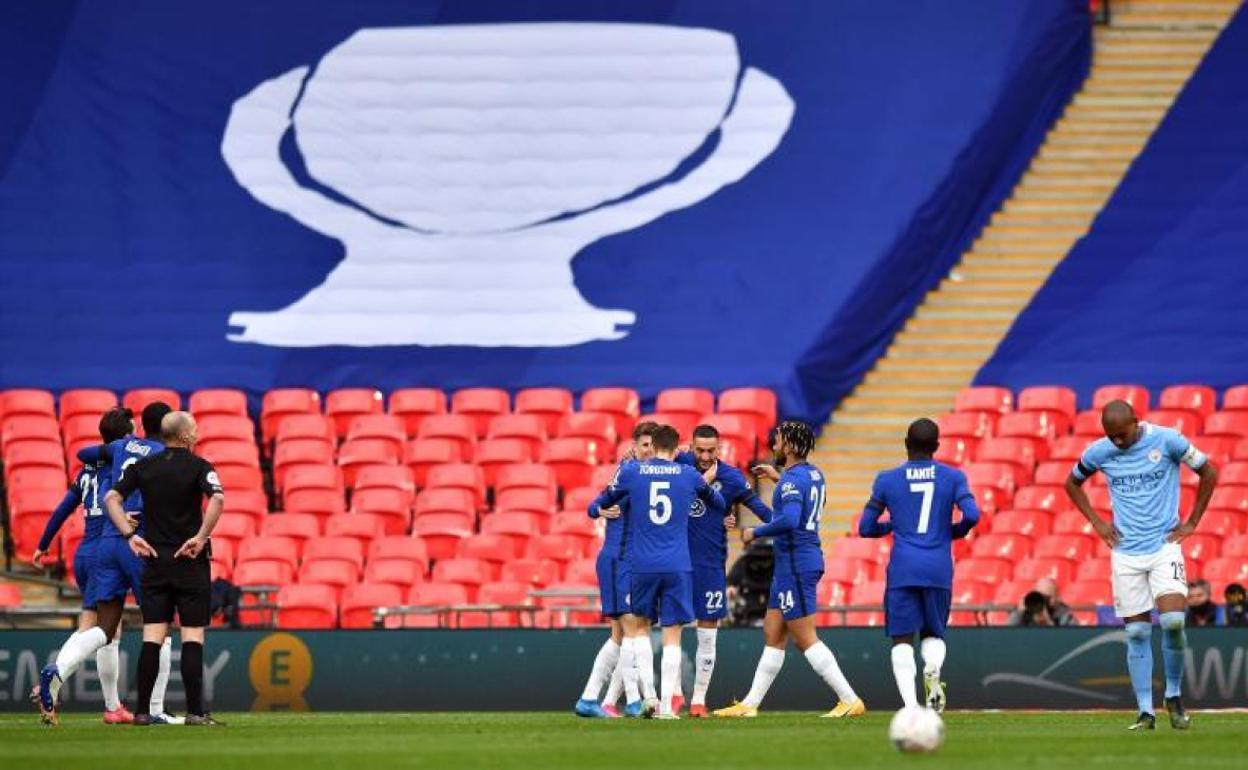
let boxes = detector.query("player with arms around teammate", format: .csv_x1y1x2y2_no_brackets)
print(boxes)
573,421,658,718
1065,400,1217,731
30,409,132,723
678,424,774,717
858,418,979,712
716,421,864,718
36,404,179,725
591,425,725,718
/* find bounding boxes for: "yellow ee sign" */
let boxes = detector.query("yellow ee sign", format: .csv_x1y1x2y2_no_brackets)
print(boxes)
249,633,313,711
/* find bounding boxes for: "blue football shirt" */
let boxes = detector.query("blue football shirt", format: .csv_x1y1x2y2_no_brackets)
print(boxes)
754,462,827,574
860,460,980,589
676,451,761,569
101,436,165,537
1072,422,1206,556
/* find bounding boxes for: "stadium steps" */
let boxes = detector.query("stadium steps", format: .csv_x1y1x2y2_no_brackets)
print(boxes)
811,1,1239,538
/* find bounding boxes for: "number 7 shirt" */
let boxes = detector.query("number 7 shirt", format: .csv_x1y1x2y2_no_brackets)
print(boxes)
590,458,725,574
859,460,981,589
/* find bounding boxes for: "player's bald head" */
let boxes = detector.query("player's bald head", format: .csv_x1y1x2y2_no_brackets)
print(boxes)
160,410,198,446
1101,400,1140,449
905,418,940,458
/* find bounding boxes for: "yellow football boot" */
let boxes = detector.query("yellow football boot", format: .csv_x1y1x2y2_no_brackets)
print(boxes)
820,698,867,718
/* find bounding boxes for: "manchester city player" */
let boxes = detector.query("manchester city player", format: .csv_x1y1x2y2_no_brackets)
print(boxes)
716,421,864,719
30,409,132,723
573,421,658,718
38,403,181,725
858,418,980,713
591,425,724,719
677,424,773,717
1065,400,1218,731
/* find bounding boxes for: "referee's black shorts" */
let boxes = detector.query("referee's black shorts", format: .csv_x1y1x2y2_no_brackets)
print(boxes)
140,548,212,627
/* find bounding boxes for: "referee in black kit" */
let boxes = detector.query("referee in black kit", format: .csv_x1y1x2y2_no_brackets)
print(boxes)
104,410,225,726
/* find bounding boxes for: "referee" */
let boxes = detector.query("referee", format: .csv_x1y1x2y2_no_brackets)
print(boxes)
104,410,225,726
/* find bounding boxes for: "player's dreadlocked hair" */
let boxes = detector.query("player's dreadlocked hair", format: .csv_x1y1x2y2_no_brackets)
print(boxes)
776,420,815,459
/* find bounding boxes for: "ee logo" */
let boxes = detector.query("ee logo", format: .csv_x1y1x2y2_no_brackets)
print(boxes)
249,633,313,711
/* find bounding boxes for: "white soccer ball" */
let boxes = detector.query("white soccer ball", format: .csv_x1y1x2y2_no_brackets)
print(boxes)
888,706,945,753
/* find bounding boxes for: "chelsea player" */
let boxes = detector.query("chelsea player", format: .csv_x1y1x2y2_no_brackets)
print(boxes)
590,424,724,718
38,402,181,725
858,418,980,713
677,424,773,717
1065,401,1218,731
30,409,132,723
573,421,658,718
716,421,863,718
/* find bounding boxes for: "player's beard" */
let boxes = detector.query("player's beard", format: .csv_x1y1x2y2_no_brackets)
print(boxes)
772,450,786,468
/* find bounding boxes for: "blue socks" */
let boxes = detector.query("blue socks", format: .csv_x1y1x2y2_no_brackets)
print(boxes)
1124,622,1154,714
1159,612,1187,699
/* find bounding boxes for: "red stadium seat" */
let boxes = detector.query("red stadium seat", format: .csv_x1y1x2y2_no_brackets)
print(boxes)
954,386,1013,415
388,388,447,437
234,561,294,625
1201,557,1248,594
223,488,269,528
496,487,557,517
590,465,617,491
261,389,321,445
480,512,542,553
324,512,387,547
496,463,558,497
1196,509,1244,537
934,437,978,468
276,584,338,629
540,438,597,489
1204,411,1248,439
296,561,359,601
515,388,574,437
1220,535,1248,558
976,438,1043,478
949,580,994,626
353,464,415,509
527,534,587,564
215,464,263,492
1,390,55,423
696,413,757,461
938,412,995,440
432,558,496,598
1062,581,1112,624
637,411,697,444
404,437,464,486
656,388,715,430
1160,385,1217,418
303,536,365,572
953,557,1012,585
260,513,322,549
61,415,104,450
823,558,875,586
467,581,533,628
237,536,300,572
1074,557,1111,583
189,389,248,419
533,581,600,628
580,388,641,442
416,414,477,460
213,510,261,549
1071,410,1103,438
1084,486,1113,514
4,441,66,476
845,581,886,626
426,463,487,510
1052,510,1095,536
1183,533,1221,563
1223,385,1248,412
403,583,470,628
351,488,412,535
325,388,384,440
485,414,547,458
368,537,430,574
990,510,1051,538
964,461,1018,498
340,583,403,629
413,517,474,562
198,440,261,472
122,389,182,421
1146,409,1202,436
1211,487,1248,513
7,488,65,560
1222,461,1248,487
58,389,117,424
827,537,885,563
414,487,475,521
451,388,510,438
337,438,400,487
970,533,1032,561
563,558,598,586
1018,386,1077,420
274,421,335,470
1012,486,1067,514
362,560,424,591
1033,462,1072,486
996,412,1060,447
1092,384,1149,412
284,487,347,520
2,416,61,452
345,414,407,458
282,464,345,505
717,388,777,452
1034,533,1097,561
6,466,68,494
562,487,598,514
816,578,850,626
458,532,525,563
557,412,617,449
501,559,560,588
550,512,599,553
475,438,534,486
1013,557,1074,585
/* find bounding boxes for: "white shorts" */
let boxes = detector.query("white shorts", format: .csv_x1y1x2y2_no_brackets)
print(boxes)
1111,542,1187,618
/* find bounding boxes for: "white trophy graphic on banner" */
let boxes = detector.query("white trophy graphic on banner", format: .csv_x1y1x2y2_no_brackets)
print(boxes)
221,23,794,347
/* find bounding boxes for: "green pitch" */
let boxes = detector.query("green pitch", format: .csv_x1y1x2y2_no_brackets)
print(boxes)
0,712,1241,769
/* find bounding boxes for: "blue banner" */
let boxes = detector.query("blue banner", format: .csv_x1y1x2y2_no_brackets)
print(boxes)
0,1,1089,424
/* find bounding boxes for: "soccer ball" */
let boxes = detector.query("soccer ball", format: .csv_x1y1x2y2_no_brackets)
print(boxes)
888,706,945,753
